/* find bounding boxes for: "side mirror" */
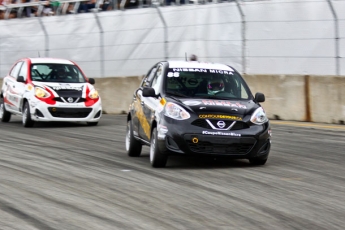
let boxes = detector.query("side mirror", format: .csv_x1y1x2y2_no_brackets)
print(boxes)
142,87,157,97
254,92,265,103
88,78,95,85
17,76,25,83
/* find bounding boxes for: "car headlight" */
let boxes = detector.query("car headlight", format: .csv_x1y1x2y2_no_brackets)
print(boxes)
35,87,50,98
164,102,190,120
250,107,268,125
89,89,99,99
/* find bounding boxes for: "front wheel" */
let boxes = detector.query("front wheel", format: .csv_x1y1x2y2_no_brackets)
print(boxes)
126,120,142,157
22,102,35,128
150,128,168,168
0,98,11,122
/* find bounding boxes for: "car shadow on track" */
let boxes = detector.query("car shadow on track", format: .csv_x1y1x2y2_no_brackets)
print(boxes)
5,117,101,129
167,156,255,169
140,148,260,169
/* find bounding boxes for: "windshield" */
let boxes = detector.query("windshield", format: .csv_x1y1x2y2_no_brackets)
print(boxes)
165,68,251,100
30,63,87,83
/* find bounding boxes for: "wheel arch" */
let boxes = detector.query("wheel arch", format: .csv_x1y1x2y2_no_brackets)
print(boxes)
151,120,157,137
21,98,29,112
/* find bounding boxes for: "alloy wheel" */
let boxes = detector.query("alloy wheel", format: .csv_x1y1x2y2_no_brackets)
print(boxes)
0,104,3,119
125,128,130,151
150,136,155,162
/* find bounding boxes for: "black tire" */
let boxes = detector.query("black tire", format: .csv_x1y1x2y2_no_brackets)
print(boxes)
150,127,168,168
249,157,268,166
126,120,142,157
0,98,11,122
22,102,35,128
87,122,98,126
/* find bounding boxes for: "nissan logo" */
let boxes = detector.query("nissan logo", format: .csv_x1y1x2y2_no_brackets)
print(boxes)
67,97,74,103
217,120,226,128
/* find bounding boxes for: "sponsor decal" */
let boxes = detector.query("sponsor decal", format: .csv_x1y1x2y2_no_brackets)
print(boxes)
202,100,247,109
51,84,83,91
171,69,234,74
209,69,234,75
198,114,242,121
183,100,202,106
202,131,241,137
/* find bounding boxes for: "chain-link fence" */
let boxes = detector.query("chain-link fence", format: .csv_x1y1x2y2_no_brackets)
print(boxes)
0,0,344,78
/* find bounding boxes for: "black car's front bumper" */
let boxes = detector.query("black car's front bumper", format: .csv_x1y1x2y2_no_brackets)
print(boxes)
156,118,271,159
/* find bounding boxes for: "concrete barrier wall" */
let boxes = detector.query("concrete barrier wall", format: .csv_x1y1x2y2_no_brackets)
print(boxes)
1,76,345,124
309,76,345,124
242,75,307,122
95,76,144,114
97,75,345,124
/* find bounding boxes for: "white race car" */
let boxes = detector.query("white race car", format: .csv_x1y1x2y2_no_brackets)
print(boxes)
0,57,102,127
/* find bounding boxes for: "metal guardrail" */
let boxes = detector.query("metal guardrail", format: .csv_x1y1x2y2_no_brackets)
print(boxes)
0,0,342,76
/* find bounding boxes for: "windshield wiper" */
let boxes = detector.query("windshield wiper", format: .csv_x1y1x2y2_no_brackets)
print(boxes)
205,95,232,100
165,91,189,98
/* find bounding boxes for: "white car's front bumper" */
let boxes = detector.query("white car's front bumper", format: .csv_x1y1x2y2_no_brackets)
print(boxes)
29,98,102,122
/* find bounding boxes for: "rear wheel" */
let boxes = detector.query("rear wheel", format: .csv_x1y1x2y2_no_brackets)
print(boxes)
22,102,35,128
249,157,267,166
126,120,142,157
150,128,168,168
0,98,11,122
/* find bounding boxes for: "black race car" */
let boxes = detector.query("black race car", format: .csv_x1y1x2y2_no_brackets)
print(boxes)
126,60,271,167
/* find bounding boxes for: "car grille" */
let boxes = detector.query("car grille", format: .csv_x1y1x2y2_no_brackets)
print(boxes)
184,135,256,155
187,141,254,155
191,119,249,130
53,97,86,103
48,107,92,118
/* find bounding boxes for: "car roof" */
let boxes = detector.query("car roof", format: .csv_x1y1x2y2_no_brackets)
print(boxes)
167,60,234,71
28,58,75,65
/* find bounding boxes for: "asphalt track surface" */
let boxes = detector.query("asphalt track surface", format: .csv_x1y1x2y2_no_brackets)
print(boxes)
1,115,345,230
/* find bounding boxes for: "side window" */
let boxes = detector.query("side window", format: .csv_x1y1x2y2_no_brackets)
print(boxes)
141,67,157,87
150,65,163,93
18,62,28,81
10,62,23,78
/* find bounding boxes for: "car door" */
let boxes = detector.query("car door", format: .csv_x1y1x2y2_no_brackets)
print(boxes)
14,61,29,113
132,65,157,140
5,61,24,112
139,64,164,142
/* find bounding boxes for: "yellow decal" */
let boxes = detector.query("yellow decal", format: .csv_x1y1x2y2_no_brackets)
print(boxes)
160,98,166,106
198,114,242,120
134,101,151,139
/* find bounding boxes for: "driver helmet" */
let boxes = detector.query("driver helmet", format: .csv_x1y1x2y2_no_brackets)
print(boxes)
56,67,67,79
207,77,224,95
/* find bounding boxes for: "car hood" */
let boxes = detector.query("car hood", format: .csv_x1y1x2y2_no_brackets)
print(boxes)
179,98,259,118
33,82,91,98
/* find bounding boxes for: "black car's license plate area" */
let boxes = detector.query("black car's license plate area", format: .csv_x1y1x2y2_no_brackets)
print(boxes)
184,134,256,155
